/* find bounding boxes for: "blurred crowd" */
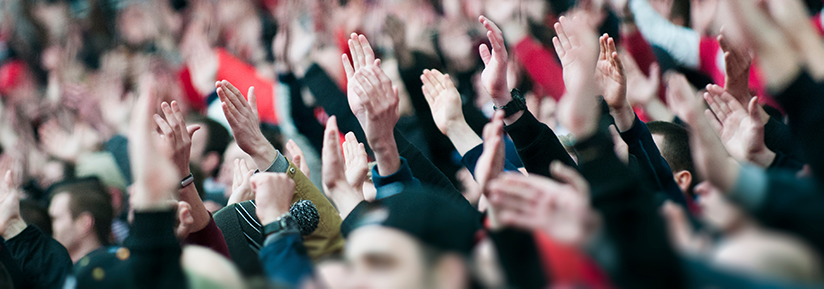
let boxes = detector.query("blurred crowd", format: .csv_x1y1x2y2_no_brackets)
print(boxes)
1,0,824,287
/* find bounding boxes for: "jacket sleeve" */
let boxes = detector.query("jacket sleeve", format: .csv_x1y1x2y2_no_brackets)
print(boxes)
503,110,577,177
183,214,231,259
460,144,520,179
129,210,187,289
576,121,685,288
770,72,824,183
3,225,72,289
619,115,690,209
763,116,806,162
259,227,314,287
265,153,345,260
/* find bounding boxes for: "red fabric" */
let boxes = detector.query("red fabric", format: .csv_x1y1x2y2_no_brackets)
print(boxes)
514,37,566,100
178,67,207,113
216,48,279,124
813,12,824,36
184,215,232,259
698,37,781,111
0,59,26,96
533,232,612,288
622,29,667,105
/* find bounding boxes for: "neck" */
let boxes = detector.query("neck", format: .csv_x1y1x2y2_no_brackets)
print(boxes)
70,237,103,263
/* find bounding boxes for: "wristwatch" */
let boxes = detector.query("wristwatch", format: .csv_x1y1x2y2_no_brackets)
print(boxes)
180,173,194,189
493,88,527,117
263,213,297,236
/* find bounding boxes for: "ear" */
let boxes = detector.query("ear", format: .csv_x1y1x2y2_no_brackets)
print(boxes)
202,152,221,177
673,170,692,196
434,254,467,289
176,201,195,238
76,212,95,236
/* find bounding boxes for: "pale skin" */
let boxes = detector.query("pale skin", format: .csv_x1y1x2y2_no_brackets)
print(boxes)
474,111,506,230
321,116,365,219
216,81,279,171
421,68,483,156
553,13,601,140
704,91,775,168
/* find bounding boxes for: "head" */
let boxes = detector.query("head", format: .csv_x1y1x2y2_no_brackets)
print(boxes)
648,121,698,198
334,188,481,289
189,115,231,178
649,0,690,27
693,181,745,232
344,225,469,289
48,178,113,261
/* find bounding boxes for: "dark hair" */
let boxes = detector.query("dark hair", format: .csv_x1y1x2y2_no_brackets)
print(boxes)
20,199,52,236
260,123,284,152
49,177,113,246
648,121,698,191
190,115,232,177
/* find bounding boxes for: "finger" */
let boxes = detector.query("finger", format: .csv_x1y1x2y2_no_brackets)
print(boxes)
704,92,724,121
429,69,446,91
747,97,760,121
358,34,375,65
443,74,456,90
705,109,724,133
248,87,258,115
607,36,618,56
372,66,394,94
550,161,589,196
216,86,238,113
154,114,174,138
552,36,565,59
342,54,355,80
221,80,247,109
599,34,607,60
612,52,625,76
554,20,571,50
479,43,492,65
239,159,250,173
350,34,365,68
171,101,191,140
186,125,201,141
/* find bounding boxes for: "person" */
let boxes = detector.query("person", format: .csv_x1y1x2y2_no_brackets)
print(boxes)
648,121,698,199
48,177,113,263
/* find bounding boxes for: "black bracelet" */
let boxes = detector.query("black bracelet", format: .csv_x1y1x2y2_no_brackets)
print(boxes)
180,173,194,189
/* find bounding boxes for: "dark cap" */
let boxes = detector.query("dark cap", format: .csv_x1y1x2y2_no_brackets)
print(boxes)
341,186,482,255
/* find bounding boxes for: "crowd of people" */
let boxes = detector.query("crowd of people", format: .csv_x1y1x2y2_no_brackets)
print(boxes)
0,0,824,287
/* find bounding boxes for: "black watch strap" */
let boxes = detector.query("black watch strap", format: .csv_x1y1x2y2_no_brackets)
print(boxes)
263,213,297,236
493,88,527,117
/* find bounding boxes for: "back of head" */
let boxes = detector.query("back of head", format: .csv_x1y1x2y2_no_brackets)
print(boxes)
49,177,114,245
648,121,698,187
190,115,232,177
713,230,823,283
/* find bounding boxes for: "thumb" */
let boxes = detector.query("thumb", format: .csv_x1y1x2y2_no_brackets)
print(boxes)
248,87,258,114
550,161,588,196
187,124,202,138
747,97,760,121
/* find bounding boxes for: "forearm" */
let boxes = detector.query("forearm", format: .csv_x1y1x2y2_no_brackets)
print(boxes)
687,113,740,192
446,121,483,156
611,104,637,132
629,0,701,68
179,185,212,231
370,136,401,177
0,219,26,240
642,98,675,122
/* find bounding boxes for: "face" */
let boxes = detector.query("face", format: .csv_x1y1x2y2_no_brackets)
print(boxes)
694,181,743,231
343,226,428,289
49,193,80,250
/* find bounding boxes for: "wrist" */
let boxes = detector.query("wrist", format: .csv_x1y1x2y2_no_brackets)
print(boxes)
491,93,513,108
748,148,776,168
610,104,636,132
445,121,483,156
260,207,291,225
371,140,401,176
251,141,279,171
1,218,26,240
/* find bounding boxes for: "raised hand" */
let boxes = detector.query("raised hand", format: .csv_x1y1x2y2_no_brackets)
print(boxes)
718,33,752,104
595,34,633,131
129,77,180,210
421,69,483,155
488,162,594,246
348,64,401,176
666,73,740,192
321,117,364,219
252,172,296,225
0,171,25,239
478,15,511,107
704,90,774,167
38,119,83,163
285,139,310,177
228,159,255,205
474,111,506,229
216,80,278,170
154,101,202,176
553,13,601,139
622,53,661,107
342,33,379,121
342,132,368,194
